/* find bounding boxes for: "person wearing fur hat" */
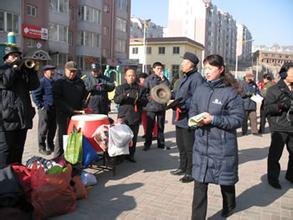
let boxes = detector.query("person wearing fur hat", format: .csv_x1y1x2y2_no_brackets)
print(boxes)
0,46,40,168
264,62,293,189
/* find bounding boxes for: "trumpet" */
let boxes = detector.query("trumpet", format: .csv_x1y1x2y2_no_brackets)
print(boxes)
22,58,40,71
24,59,36,69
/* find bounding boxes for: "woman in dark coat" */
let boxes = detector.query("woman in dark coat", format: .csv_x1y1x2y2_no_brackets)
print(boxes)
189,55,244,219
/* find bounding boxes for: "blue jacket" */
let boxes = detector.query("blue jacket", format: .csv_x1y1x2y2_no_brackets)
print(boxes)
32,76,55,110
173,69,203,128
189,79,244,185
241,81,260,111
144,73,170,112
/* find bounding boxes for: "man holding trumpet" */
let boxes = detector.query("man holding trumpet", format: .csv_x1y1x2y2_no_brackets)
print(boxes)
0,46,40,168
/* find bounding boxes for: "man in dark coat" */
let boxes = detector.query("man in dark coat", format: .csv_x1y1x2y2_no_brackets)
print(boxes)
32,65,57,155
170,52,203,183
83,63,115,115
53,61,87,158
264,62,293,189
0,46,40,168
241,72,261,135
114,68,147,162
143,62,171,151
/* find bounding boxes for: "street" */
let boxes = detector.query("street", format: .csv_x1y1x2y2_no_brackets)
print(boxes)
23,110,293,220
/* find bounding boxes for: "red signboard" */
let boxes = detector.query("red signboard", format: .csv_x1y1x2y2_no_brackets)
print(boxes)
22,24,48,40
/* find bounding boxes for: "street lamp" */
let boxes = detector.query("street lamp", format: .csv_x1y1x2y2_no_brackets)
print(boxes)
142,19,151,73
235,38,254,79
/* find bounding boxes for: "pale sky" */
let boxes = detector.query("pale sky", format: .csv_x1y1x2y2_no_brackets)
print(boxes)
131,0,293,46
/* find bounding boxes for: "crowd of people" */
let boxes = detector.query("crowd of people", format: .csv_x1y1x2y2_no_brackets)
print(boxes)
0,44,293,219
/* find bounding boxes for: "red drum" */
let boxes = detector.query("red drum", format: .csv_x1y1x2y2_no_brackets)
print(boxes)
67,114,109,152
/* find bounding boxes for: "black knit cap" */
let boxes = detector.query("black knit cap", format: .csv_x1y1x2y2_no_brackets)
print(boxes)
182,52,199,66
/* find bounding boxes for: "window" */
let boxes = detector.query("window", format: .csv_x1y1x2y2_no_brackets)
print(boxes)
78,31,100,48
172,65,180,75
116,17,127,32
79,5,101,24
132,47,138,54
48,23,68,43
173,47,180,54
49,0,69,14
49,24,58,41
0,11,4,31
116,0,128,11
158,47,165,54
146,47,152,54
6,12,13,32
25,39,37,48
59,24,68,42
103,4,110,13
115,39,126,53
50,53,68,69
27,4,37,17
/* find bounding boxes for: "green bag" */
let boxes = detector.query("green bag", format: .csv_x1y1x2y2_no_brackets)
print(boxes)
64,128,83,165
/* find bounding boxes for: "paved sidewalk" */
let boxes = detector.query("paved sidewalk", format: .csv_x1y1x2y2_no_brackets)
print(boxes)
23,110,293,220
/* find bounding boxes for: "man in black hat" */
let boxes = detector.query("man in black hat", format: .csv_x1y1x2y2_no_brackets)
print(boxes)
169,52,203,183
83,63,115,114
53,61,87,158
0,46,40,168
32,65,57,155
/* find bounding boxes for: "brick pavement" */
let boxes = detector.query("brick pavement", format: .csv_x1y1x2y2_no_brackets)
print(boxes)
23,110,293,220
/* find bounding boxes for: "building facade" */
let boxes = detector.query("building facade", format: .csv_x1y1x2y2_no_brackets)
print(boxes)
166,0,245,70
129,37,204,77
0,0,131,72
236,24,253,68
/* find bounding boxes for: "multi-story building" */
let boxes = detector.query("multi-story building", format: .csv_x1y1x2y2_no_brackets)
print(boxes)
253,44,293,53
236,24,253,68
129,37,204,77
0,1,21,48
130,16,164,38
0,0,131,72
252,50,293,81
167,0,245,70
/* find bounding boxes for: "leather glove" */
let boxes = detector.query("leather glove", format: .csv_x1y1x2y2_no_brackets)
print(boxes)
245,92,253,98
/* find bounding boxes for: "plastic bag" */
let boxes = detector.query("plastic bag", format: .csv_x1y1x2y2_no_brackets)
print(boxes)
80,171,97,186
31,163,76,219
64,128,83,165
92,124,109,151
11,164,32,198
71,176,87,200
82,136,98,167
107,124,133,157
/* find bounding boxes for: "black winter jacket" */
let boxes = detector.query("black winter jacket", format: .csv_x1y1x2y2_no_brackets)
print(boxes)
173,69,203,128
0,63,40,131
53,76,87,117
114,82,147,125
143,74,170,112
83,74,115,114
264,80,293,132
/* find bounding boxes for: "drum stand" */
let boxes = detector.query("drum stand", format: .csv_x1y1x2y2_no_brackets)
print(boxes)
88,152,117,176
